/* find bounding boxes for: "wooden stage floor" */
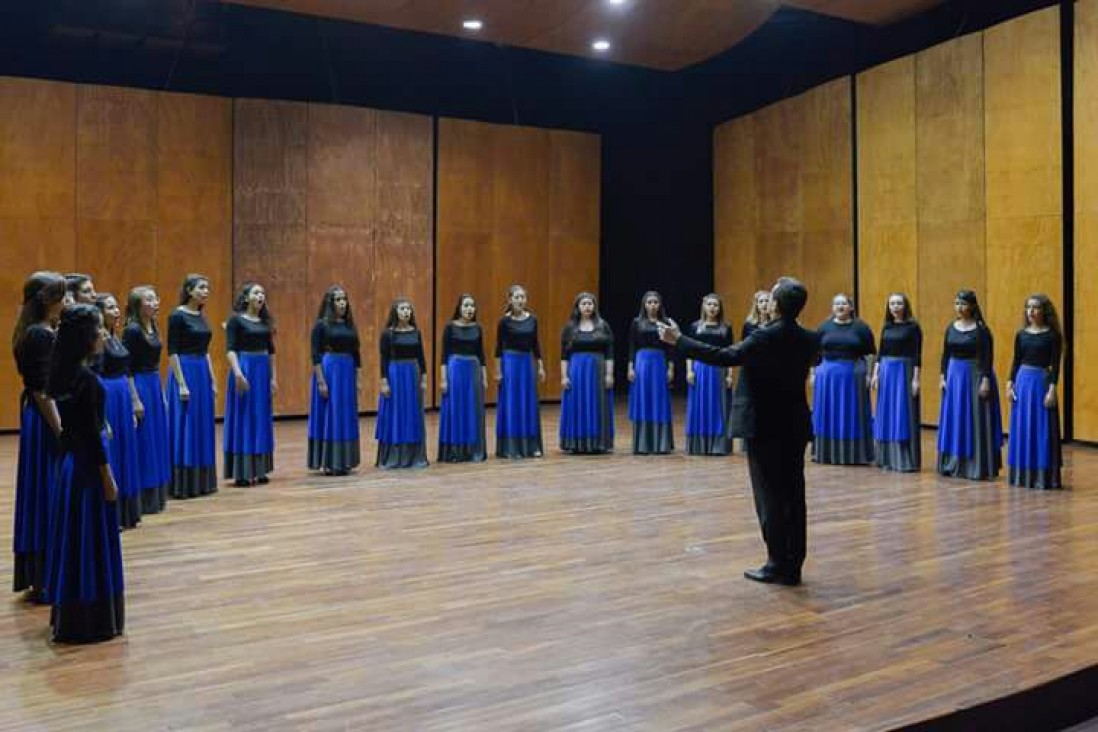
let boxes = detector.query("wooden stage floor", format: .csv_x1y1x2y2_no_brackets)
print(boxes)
2,403,1097,731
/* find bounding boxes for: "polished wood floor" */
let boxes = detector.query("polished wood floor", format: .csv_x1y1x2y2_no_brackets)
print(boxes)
2,402,1097,731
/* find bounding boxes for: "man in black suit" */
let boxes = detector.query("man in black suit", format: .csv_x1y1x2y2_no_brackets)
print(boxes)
658,277,820,586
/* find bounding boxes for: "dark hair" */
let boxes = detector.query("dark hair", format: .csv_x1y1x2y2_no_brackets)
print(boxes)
696,293,727,333
179,273,209,308
451,293,477,322
64,273,92,299
93,293,120,334
771,277,808,320
503,284,530,316
47,304,102,398
832,292,856,318
746,290,770,326
13,271,65,355
955,289,986,325
569,292,603,327
385,298,418,330
1023,293,1062,336
233,282,274,329
316,285,356,329
882,292,915,328
636,290,667,322
125,285,159,334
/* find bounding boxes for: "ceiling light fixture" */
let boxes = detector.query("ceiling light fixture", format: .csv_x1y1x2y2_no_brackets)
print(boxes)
462,19,483,31
592,39,611,52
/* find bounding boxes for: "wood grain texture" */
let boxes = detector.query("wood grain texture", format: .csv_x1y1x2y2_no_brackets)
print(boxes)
1,409,1097,730
436,119,600,405
713,114,758,330
1076,0,1098,441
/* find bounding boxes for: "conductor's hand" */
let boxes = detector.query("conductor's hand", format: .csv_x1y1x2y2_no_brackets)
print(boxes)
656,319,682,345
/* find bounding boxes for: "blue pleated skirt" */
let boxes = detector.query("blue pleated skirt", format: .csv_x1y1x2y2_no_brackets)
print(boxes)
685,361,731,456
812,358,874,465
496,350,543,459
438,355,486,462
629,348,673,454
873,356,921,472
375,359,428,469
132,371,171,514
13,400,55,594
937,358,1003,480
224,352,275,482
102,375,142,528
308,353,361,473
1008,365,1061,489
46,445,125,644
560,352,614,454
167,354,217,498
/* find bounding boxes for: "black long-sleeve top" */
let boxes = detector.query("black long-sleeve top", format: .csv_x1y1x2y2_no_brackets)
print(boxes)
15,324,55,393
56,366,108,466
167,309,212,356
311,319,361,368
689,321,734,350
741,321,762,342
941,323,994,379
1010,328,1062,384
379,328,426,377
226,314,275,354
495,315,542,358
442,322,486,365
629,318,671,361
561,322,614,360
817,319,876,361
878,320,923,367
95,336,131,379
122,323,162,374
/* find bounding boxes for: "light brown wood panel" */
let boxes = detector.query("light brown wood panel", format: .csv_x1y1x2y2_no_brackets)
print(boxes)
1076,0,1098,441
984,7,1062,424
713,115,759,330
856,57,918,336
437,119,600,405
0,77,77,430
915,34,986,423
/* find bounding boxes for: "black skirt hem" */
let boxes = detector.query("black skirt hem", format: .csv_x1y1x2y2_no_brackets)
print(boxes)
50,594,125,645
170,466,218,499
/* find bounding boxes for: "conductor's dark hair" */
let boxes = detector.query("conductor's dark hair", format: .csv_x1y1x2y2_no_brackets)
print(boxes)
771,277,808,320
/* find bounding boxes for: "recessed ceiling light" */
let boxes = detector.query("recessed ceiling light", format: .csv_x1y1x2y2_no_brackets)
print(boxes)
462,19,483,31
607,0,627,5
592,39,611,52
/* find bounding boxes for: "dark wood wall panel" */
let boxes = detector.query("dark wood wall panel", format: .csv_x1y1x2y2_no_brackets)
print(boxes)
437,119,600,404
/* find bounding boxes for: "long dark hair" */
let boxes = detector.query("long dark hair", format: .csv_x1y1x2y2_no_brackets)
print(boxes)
47,304,102,398
569,292,604,328
179,273,208,308
1023,293,1062,336
882,292,915,328
64,273,93,301
956,289,986,326
13,271,65,355
451,293,478,322
233,282,274,329
636,290,667,322
695,293,727,334
125,285,159,334
94,293,120,335
385,298,418,330
316,285,356,328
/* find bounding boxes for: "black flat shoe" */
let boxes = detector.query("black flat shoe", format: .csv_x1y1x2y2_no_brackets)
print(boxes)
233,479,249,487
256,476,270,484
744,566,801,586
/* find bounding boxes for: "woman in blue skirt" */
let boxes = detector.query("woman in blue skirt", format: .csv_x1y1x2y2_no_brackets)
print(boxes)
685,294,734,456
938,290,1003,480
123,286,170,514
224,282,277,486
167,274,218,498
12,271,66,601
94,294,142,529
438,294,488,462
376,298,428,468
1006,294,1063,489
495,285,546,459
309,286,362,475
628,291,675,454
871,293,923,472
45,304,124,644
560,292,614,454
813,294,876,465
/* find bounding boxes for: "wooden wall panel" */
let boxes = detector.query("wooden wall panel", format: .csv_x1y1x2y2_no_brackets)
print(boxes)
856,57,918,344
712,115,758,330
0,78,77,429
437,119,600,404
915,34,986,423
1077,0,1098,441
984,6,1062,425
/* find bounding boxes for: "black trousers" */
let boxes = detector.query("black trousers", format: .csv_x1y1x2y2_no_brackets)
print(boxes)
745,437,807,574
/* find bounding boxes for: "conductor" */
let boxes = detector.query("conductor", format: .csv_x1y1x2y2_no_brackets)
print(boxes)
658,277,820,586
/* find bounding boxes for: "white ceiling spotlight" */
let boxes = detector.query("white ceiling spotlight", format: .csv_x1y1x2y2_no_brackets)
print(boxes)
462,19,483,31
591,38,611,52
607,0,627,5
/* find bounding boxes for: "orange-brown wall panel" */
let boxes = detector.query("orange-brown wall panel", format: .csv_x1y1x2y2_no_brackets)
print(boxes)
1076,0,1098,441
713,114,758,328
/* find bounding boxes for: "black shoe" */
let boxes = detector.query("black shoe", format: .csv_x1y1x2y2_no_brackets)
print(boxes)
744,565,801,586
256,476,270,484
233,479,249,487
